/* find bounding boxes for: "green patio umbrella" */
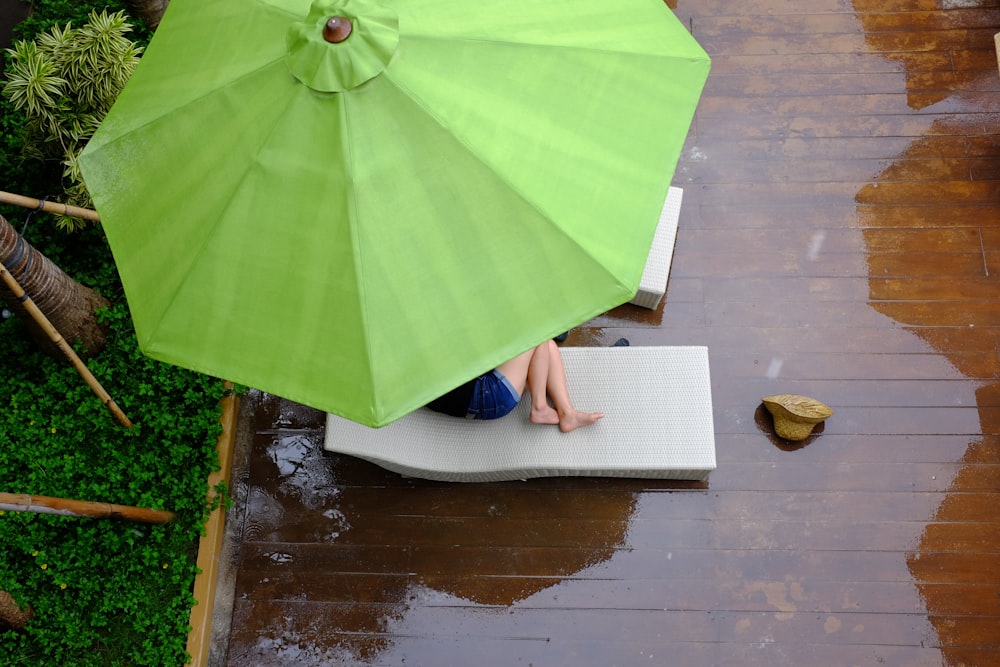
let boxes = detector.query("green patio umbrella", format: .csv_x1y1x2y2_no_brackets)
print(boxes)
78,0,710,427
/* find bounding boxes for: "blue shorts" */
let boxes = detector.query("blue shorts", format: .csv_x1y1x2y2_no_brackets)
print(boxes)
466,369,521,420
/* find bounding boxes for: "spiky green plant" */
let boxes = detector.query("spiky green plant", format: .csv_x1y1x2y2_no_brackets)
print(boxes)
2,10,142,231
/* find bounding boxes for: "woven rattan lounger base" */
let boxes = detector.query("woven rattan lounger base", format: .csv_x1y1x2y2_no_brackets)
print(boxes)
631,186,682,310
323,346,716,483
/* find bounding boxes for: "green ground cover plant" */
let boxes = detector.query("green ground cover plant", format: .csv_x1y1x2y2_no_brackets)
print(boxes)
2,2,230,664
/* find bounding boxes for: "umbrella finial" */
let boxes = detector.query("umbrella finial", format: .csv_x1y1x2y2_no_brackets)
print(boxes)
323,16,353,43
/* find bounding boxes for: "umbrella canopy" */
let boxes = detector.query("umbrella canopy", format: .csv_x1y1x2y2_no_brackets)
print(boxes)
78,0,710,427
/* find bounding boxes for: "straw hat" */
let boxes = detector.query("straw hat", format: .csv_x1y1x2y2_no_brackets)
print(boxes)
761,394,833,441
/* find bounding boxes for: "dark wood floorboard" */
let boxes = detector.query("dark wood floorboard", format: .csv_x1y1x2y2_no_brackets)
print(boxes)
222,1,1000,665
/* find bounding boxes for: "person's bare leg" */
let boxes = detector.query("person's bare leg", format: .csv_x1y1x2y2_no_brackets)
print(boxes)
494,348,534,396
497,342,603,431
498,343,562,425
537,340,604,432
525,342,560,425
495,346,562,425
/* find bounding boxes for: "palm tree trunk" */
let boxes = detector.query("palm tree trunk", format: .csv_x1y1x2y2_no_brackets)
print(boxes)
0,590,32,631
124,0,170,30
0,214,108,357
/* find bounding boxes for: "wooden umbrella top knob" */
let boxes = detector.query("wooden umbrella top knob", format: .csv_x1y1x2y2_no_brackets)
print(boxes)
323,16,353,43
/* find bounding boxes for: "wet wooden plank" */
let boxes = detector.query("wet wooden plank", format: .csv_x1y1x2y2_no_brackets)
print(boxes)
221,0,1000,663
687,156,976,183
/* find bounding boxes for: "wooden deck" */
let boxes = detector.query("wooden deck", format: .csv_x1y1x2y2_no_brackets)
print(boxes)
214,1,1000,665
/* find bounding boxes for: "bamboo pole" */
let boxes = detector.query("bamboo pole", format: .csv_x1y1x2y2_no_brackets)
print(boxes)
0,191,100,222
0,260,132,428
0,492,174,524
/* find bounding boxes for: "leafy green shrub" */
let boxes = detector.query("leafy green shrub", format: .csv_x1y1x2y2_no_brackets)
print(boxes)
3,9,143,231
10,0,141,42
2,4,231,664
0,1,146,222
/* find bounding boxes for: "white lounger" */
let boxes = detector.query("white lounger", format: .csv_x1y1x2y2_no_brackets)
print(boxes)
324,346,716,483
631,186,682,310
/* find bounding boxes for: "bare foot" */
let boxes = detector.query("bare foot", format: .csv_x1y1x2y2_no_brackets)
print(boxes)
530,405,560,425
559,410,605,433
